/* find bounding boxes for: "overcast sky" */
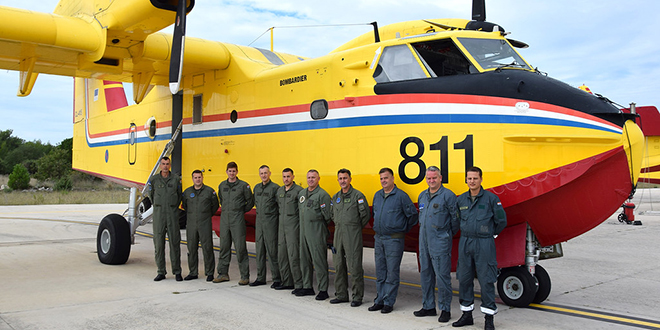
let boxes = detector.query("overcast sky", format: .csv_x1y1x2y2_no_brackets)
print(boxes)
1,0,658,144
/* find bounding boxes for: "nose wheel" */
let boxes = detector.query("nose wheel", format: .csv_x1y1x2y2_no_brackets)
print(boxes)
497,266,539,307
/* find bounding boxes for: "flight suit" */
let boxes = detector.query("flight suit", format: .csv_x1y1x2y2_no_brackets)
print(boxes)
182,184,219,277
298,186,332,291
331,185,370,302
148,172,182,276
217,178,254,281
456,186,507,315
372,185,418,307
253,180,281,283
276,182,304,289
418,185,459,313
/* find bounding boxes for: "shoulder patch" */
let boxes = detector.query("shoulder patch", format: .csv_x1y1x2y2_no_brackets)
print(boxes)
497,201,502,206
320,203,326,208
358,198,364,204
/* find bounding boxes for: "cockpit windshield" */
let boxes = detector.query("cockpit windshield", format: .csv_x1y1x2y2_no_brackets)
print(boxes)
372,37,530,84
458,38,531,71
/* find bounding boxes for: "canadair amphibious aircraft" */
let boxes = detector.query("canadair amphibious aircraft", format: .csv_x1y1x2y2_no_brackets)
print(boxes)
0,0,646,307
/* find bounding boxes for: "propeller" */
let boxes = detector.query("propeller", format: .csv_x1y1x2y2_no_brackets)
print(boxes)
169,0,188,94
472,0,486,21
423,0,528,48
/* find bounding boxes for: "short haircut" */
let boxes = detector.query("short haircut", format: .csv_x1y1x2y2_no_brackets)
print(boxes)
379,167,394,176
337,168,351,177
466,166,482,178
227,161,238,171
307,169,319,176
161,156,170,162
282,167,294,175
426,166,440,173
259,165,270,170
191,169,203,176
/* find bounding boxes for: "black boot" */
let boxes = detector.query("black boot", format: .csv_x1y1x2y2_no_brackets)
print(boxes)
484,314,494,330
452,311,473,327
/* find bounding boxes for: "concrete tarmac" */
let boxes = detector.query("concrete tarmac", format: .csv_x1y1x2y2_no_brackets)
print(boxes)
1,190,660,330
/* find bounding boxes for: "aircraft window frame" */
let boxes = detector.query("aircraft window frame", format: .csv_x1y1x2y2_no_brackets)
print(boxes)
372,44,429,83
146,116,157,140
230,110,238,123
411,38,474,77
310,99,328,120
457,37,531,71
193,94,203,124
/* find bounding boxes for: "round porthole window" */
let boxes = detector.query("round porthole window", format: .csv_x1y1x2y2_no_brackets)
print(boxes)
145,116,157,139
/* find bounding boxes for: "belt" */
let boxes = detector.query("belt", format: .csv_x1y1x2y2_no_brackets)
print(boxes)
378,232,405,239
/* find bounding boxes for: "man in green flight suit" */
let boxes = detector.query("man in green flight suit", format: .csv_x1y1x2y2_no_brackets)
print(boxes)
452,166,507,330
250,165,281,288
296,169,332,300
274,168,304,293
148,156,183,282
181,169,219,282
214,161,254,285
329,168,371,307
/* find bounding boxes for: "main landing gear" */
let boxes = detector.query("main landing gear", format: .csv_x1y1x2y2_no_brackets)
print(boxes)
95,122,182,265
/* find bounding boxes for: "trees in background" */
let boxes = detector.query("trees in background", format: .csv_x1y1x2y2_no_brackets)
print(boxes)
1,130,73,190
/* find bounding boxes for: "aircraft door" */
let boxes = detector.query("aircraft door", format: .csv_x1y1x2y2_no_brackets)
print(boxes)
128,123,137,165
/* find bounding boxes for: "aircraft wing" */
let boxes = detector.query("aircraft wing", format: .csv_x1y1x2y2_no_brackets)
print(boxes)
0,1,230,100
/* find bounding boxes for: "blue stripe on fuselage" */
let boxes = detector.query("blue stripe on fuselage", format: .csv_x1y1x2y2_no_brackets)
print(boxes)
85,113,621,148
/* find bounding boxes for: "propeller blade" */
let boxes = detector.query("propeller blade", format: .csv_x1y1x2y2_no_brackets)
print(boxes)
169,0,187,94
507,38,529,49
472,0,486,22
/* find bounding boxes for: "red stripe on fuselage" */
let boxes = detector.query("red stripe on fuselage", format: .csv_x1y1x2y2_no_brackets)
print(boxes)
87,94,622,139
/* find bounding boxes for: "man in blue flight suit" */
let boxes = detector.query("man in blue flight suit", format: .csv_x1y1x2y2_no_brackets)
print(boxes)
452,166,507,330
368,167,418,314
414,166,459,323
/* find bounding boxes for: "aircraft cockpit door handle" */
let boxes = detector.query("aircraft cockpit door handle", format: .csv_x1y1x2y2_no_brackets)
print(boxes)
128,123,137,165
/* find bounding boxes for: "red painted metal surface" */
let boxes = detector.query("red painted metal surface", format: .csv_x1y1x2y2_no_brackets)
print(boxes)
212,146,632,268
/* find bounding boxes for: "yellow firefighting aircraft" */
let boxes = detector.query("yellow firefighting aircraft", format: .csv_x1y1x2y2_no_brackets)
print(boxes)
0,0,645,307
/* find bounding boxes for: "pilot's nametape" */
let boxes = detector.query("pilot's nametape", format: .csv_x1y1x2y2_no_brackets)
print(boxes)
280,75,307,86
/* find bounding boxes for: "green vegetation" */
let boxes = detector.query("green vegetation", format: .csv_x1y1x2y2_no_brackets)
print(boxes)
0,130,128,205
8,164,30,190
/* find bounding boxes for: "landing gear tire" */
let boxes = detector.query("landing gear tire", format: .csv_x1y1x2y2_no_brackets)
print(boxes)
97,214,131,265
179,209,187,229
138,197,151,214
532,264,551,304
497,266,538,307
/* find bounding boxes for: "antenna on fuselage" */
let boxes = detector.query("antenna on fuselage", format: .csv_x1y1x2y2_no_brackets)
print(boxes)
371,22,380,43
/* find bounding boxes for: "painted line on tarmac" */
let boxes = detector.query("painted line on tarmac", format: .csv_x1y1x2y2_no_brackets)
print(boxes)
6,216,660,328
528,303,660,329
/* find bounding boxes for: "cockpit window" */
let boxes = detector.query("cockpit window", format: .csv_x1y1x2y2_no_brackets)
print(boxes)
373,45,427,83
411,39,473,76
458,38,531,71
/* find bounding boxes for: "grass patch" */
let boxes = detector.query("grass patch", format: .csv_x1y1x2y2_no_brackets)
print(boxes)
0,173,130,205
0,190,128,205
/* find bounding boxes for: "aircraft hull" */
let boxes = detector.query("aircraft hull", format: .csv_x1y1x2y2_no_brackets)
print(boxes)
72,80,644,269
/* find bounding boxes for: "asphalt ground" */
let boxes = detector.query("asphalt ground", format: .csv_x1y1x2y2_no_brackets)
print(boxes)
1,189,660,330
